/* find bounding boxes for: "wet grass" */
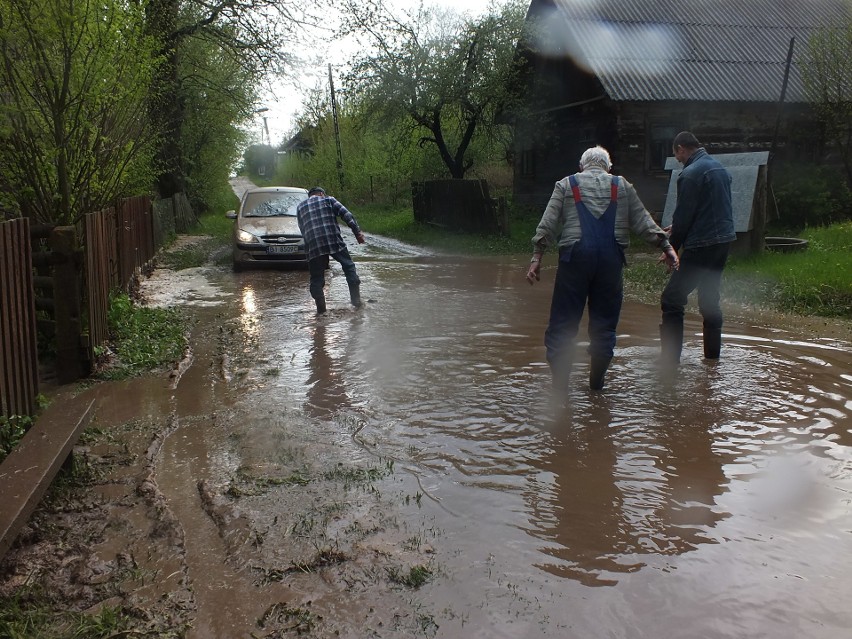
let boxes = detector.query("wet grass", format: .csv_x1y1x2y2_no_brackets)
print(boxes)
227,467,311,497
95,293,188,380
158,237,222,270
355,202,538,255
254,547,349,583
322,460,394,488
386,564,433,588
623,222,852,318
0,589,133,639
258,602,321,634
724,223,852,317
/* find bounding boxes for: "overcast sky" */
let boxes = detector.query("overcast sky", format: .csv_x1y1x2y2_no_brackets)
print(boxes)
254,0,499,146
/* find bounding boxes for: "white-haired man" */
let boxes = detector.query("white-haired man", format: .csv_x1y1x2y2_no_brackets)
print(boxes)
527,146,679,392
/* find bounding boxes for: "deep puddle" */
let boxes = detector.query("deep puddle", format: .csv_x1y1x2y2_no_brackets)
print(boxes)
146,238,851,638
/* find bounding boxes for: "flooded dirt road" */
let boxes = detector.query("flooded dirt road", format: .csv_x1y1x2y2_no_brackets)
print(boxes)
5,228,850,638
125,231,852,639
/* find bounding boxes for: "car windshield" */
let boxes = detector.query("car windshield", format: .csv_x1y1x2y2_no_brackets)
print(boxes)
242,192,306,218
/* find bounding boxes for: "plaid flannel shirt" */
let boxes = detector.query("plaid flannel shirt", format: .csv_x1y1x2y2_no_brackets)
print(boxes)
296,195,361,261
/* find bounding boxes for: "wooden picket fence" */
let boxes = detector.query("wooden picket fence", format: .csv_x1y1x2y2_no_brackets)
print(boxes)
0,193,192,419
0,218,39,418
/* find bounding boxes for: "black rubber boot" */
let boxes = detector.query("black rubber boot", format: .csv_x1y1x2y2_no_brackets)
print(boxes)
315,295,327,315
349,283,362,308
660,322,683,365
589,356,611,391
549,348,574,395
703,322,722,359
550,363,571,395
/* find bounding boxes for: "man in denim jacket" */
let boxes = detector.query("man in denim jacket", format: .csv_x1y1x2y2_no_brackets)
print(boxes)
660,131,736,364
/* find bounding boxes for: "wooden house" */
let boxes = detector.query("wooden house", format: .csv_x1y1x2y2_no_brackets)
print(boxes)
512,0,851,216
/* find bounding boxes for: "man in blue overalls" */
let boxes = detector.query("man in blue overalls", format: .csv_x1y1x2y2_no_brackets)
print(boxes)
527,146,679,392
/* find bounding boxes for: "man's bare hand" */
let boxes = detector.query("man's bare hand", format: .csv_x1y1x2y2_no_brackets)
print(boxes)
526,261,541,285
658,247,679,272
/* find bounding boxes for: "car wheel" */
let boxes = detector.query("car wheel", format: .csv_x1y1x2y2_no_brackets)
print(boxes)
232,261,243,272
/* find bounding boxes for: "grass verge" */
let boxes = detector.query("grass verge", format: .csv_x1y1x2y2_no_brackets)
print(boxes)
355,202,538,255
94,293,188,380
624,223,852,318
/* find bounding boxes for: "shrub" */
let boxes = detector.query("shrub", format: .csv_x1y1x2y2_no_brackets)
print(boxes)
770,163,851,231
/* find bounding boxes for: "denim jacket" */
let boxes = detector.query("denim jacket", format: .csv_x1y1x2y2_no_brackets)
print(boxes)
669,148,736,251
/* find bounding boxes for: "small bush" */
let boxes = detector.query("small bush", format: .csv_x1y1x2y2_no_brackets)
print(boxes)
770,163,851,231
0,415,32,463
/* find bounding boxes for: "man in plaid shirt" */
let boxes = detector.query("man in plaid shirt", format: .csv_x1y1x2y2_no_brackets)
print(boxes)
296,186,366,314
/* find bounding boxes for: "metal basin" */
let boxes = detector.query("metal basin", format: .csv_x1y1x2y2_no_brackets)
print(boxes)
765,236,809,252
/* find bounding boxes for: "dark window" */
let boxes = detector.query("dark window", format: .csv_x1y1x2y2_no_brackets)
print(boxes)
650,125,680,170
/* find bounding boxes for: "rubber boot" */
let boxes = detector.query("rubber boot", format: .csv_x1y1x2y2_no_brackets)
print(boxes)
550,362,571,395
703,322,722,359
549,348,574,395
660,322,683,365
315,295,327,315
349,283,362,308
589,356,611,391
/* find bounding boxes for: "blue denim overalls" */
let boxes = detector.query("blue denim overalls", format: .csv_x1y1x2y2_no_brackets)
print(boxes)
545,175,625,369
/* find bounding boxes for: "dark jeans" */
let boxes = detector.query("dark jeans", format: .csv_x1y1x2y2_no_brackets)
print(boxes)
308,249,360,301
545,250,624,365
661,243,730,331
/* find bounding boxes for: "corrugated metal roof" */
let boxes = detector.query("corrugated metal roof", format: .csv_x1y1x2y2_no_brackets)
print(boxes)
540,0,850,102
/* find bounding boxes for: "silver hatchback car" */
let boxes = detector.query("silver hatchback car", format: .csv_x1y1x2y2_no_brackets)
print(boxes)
227,186,309,271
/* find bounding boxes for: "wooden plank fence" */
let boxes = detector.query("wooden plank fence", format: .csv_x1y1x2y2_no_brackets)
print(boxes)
0,193,194,561
0,218,39,418
84,208,118,359
84,196,156,369
2,193,188,416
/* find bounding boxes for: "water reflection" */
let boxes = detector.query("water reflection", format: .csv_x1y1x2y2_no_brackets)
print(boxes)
239,284,260,343
526,366,731,586
529,399,637,586
305,322,350,418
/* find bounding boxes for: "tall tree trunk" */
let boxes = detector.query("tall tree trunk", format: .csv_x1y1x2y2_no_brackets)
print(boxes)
146,0,185,198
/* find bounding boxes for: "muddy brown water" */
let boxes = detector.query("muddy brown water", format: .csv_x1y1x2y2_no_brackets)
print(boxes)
102,236,852,637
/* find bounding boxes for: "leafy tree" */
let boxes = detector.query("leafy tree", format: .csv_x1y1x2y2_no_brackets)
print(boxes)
801,20,852,189
144,0,317,199
341,0,528,179
177,26,256,213
0,0,157,224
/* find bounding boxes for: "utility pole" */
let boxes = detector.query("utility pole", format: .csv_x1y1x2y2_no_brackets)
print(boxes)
329,64,345,192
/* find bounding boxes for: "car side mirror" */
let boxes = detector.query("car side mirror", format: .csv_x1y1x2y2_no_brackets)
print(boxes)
226,210,237,219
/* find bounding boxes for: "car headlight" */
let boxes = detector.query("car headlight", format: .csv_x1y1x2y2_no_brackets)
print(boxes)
237,229,258,243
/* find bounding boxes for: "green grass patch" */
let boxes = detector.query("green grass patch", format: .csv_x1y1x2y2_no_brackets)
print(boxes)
157,205,235,271
158,237,221,270
193,208,235,243
354,202,537,255
322,460,394,488
386,564,432,588
95,293,188,380
725,223,852,317
0,589,133,639
623,222,852,318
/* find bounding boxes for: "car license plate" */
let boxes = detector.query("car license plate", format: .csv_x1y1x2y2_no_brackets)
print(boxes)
267,245,299,254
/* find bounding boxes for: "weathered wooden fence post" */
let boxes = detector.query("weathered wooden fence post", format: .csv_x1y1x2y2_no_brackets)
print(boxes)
0,218,38,418
50,227,84,383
